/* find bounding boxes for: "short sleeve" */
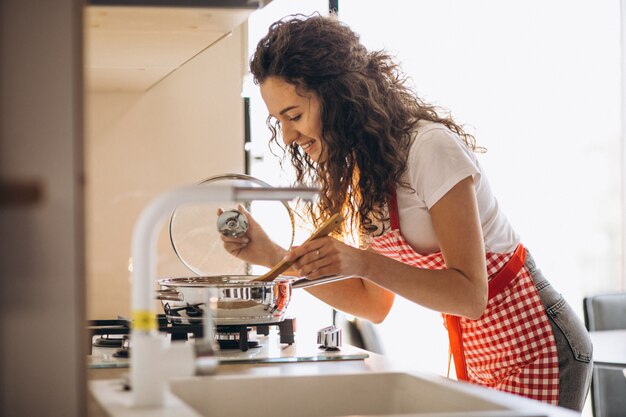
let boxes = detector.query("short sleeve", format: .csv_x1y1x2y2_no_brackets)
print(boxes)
408,126,480,209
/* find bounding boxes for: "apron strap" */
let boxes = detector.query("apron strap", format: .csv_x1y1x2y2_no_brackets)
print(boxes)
445,315,468,380
488,243,526,299
444,243,527,381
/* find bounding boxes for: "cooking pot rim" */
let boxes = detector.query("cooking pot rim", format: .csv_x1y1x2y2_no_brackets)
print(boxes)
157,274,291,288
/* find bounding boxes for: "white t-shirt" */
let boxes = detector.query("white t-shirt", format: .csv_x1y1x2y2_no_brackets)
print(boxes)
395,122,519,254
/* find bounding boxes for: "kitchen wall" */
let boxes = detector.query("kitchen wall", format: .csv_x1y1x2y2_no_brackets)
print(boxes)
85,25,247,319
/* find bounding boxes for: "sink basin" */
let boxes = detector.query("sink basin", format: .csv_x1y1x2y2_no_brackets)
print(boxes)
169,372,534,417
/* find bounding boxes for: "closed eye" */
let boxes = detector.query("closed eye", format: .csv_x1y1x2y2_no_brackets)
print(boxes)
288,114,302,122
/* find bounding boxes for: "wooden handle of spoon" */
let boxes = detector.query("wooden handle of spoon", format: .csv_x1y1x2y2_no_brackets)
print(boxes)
253,213,344,282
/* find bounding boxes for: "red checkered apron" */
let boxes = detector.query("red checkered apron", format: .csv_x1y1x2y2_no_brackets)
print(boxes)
368,192,560,404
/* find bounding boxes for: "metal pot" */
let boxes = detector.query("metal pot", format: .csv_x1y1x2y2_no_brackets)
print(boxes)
156,275,346,326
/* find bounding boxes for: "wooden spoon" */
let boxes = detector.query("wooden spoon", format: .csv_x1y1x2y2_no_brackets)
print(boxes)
253,213,344,282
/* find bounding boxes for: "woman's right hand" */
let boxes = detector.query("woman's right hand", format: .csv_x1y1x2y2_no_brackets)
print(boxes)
218,204,286,268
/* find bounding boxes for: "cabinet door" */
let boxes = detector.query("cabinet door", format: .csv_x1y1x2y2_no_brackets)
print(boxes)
0,1,86,416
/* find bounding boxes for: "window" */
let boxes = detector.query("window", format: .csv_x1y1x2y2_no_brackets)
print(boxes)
338,0,622,376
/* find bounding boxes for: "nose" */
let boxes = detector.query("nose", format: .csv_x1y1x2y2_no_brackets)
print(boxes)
281,123,299,146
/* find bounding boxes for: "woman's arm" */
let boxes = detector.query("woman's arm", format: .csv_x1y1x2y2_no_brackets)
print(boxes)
303,277,395,324
289,176,488,320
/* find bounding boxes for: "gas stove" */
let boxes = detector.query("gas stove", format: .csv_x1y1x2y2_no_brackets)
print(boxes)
87,315,369,369
89,315,295,353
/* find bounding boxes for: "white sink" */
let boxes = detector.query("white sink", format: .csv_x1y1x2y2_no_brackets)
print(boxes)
169,372,539,417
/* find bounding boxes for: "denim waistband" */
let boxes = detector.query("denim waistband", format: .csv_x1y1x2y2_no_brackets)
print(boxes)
524,248,537,274
524,248,551,290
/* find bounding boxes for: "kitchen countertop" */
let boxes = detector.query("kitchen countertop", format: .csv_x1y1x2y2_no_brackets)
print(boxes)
88,333,579,417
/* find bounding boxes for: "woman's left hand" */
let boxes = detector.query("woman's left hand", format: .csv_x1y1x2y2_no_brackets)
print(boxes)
285,236,366,279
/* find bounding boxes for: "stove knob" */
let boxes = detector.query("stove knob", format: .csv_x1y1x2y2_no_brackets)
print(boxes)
317,325,335,345
317,325,342,350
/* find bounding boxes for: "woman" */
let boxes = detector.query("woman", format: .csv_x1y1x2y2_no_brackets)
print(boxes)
221,14,592,410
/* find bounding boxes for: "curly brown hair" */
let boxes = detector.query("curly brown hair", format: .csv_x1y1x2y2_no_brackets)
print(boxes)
250,14,479,239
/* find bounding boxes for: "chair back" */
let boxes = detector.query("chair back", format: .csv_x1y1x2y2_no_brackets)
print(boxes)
584,293,626,331
583,292,626,417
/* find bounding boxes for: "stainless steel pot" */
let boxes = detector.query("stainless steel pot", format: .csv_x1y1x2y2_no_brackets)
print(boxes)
157,275,346,326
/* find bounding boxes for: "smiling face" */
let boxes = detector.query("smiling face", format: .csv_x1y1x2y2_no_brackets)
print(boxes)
259,76,325,163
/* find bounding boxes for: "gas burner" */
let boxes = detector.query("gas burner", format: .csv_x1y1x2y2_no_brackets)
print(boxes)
113,344,129,358
215,326,257,351
212,320,296,351
93,335,125,348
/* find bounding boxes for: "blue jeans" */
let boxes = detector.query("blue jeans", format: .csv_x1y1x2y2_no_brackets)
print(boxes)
526,250,593,411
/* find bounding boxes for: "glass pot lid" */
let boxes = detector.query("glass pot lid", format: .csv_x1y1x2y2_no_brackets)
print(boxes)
168,173,295,276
